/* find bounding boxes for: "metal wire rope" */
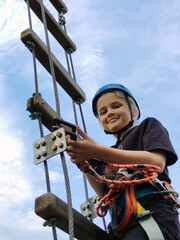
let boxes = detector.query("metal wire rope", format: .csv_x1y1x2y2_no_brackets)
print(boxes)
26,1,57,239
39,1,75,239
26,0,52,194
39,0,60,117
62,22,107,231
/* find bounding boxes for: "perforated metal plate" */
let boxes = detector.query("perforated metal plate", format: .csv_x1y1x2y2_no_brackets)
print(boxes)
80,194,101,220
33,128,67,165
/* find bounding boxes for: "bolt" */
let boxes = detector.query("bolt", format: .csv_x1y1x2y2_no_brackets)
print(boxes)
76,98,84,104
35,153,41,159
40,140,46,146
66,47,74,54
34,142,40,149
41,150,47,156
57,142,64,148
51,144,57,151
50,134,56,141
56,131,62,138
88,212,92,217
87,212,92,220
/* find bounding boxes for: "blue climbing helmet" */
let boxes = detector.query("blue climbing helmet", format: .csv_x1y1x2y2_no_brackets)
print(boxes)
92,83,140,119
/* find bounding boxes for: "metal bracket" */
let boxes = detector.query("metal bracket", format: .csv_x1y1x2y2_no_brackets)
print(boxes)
29,111,42,120
43,218,56,227
59,14,66,26
25,40,35,51
80,194,101,220
33,127,67,165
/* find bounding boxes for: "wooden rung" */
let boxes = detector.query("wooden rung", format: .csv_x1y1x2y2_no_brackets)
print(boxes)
24,0,76,52
21,28,86,103
35,193,109,240
27,94,59,131
27,94,76,133
49,0,68,14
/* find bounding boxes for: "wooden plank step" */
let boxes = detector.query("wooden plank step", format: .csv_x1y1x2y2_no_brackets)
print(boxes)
27,94,59,131
27,94,76,134
35,193,109,240
49,0,68,14
24,0,76,52
21,28,86,103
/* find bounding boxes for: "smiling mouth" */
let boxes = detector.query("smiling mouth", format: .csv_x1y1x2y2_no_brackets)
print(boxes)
108,118,119,123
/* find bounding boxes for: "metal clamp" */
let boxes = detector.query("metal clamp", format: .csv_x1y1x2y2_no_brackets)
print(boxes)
25,41,35,51
59,13,66,26
80,194,101,220
43,218,56,227
33,127,67,165
29,111,42,120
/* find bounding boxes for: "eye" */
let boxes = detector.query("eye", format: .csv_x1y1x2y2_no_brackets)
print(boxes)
113,103,122,109
99,109,107,116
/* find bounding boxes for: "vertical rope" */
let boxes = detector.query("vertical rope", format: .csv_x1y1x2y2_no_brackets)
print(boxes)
61,153,74,240
39,0,61,117
62,24,90,202
39,4,75,239
66,43,107,231
26,0,39,94
26,0,32,29
26,1,57,239
26,0,51,194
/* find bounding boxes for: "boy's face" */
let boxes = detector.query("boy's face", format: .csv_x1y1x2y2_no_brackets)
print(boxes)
96,92,131,133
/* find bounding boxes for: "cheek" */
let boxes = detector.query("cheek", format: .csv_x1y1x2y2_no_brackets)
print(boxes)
98,116,105,125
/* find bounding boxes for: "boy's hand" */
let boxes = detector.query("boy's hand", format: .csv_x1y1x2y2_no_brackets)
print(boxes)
66,125,99,163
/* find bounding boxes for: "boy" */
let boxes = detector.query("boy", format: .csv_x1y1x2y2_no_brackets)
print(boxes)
66,83,180,239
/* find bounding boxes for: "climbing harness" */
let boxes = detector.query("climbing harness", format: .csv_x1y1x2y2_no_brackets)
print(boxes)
77,161,179,239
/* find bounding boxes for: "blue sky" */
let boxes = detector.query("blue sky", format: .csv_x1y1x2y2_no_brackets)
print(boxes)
0,0,180,239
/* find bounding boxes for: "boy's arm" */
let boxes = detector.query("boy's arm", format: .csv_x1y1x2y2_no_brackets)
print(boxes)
85,172,105,198
66,126,166,173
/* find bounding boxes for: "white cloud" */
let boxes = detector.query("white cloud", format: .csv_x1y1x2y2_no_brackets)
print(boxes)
0,207,70,240
0,0,28,45
49,170,65,183
0,116,32,205
0,1,180,239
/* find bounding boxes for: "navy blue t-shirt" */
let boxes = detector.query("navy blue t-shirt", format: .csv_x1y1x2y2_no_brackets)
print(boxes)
112,117,179,239
90,117,180,239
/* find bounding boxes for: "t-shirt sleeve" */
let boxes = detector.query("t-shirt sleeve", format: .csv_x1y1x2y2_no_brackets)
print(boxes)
143,118,178,166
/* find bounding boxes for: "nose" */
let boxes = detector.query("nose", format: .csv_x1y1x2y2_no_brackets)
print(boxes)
107,108,115,117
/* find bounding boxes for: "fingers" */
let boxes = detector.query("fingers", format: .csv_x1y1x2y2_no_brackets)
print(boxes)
66,134,77,147
76,125,88,139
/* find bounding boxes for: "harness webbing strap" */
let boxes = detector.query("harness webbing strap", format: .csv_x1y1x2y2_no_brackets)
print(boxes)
138,213,164,240
111,183,138,236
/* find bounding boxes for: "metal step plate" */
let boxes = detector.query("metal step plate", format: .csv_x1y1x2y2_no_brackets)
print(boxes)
33,128,67,165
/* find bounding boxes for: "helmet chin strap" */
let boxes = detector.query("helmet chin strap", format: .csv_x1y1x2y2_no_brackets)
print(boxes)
104,119,134,138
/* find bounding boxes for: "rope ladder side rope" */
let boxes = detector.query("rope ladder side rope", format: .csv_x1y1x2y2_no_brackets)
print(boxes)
26,1,57,239
24,0,109,239
39,1,75,239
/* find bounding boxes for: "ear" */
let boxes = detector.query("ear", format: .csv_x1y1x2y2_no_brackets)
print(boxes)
132,107,138,120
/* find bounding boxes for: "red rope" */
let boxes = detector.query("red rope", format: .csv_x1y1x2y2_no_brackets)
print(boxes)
78,161,161,218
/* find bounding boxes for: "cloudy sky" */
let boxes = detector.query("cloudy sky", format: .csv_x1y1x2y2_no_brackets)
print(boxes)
0,0,180,239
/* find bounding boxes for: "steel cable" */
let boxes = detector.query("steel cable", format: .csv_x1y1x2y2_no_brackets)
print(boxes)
26,1,57,239
26,0,51,194
39,0,61,117
39,2,74,239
